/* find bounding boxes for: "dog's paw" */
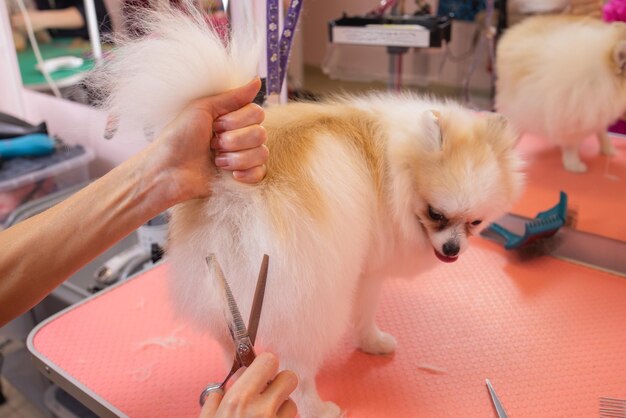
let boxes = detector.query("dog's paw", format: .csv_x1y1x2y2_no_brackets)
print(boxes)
561,148,587,173
601,142,617,156
562,155,587,173
563,160,587,173
358,329,397,355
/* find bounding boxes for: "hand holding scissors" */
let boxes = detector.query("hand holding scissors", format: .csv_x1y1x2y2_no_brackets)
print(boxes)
199,255,298,418
200,352,297,418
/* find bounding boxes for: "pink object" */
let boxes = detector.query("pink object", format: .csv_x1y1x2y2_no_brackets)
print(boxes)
609,118,626,135
603,0,626,22
29,245,626,417
0,178,56,223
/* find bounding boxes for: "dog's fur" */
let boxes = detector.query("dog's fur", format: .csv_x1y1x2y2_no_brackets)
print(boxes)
93,6,524,417
496,15,626,172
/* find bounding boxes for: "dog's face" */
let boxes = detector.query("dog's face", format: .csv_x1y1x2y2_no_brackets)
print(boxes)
410,109,524,262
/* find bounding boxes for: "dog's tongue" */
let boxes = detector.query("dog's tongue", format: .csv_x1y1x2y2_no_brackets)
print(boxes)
434,249,458,263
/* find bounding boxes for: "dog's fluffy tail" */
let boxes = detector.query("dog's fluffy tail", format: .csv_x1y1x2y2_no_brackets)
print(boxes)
88,2,261,129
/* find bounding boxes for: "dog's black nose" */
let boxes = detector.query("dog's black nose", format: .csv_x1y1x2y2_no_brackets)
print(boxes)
442,242,460,257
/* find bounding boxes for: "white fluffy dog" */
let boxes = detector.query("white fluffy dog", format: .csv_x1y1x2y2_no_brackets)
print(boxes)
496,15,626,172
94,5,524,417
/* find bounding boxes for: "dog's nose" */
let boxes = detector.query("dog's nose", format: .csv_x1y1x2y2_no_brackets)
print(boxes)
442,242,460,257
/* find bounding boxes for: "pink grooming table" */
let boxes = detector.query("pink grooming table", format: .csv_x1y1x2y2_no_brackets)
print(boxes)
28,241,626,417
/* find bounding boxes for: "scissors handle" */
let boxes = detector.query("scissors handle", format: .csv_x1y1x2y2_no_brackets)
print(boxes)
234,336,256,368
199,361,239,406
199,382,224,406
199,339,256,406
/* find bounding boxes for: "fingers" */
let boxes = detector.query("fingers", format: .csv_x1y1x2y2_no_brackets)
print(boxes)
202,78,263,120
226,353,279,397
209,354,299,418
199,389,224,418
213,103,264,134
11,14,24,29
276,399,298,418
211,125,266,152
233,165,267,184
215,145,269,172
208,94,268,185
261,370,298,412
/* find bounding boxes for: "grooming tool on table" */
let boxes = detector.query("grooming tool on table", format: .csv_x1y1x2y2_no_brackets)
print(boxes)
600,397,626,417
35,56,84,74
199,254,270,406
0,112,47,139
0,134,56,158
486,379,509,418
484,191,568,250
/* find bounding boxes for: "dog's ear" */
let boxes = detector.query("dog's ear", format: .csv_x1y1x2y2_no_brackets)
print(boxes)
421,110,443,151
485,113,519,151
613,40,626,75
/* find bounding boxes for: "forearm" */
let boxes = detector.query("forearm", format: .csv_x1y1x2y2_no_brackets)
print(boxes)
39,7,84,30
0,145,177,326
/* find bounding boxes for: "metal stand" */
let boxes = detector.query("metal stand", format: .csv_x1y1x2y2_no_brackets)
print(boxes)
0,352,6,405
387,46,409,91
387,2,408,92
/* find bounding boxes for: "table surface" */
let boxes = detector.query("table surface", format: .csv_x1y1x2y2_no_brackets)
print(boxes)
27,239,626,418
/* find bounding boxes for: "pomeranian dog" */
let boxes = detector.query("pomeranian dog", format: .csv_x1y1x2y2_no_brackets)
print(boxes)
496,15,626,173
93,4,524,417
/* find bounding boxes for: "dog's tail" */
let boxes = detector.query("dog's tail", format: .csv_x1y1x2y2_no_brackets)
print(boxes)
88,1,261,130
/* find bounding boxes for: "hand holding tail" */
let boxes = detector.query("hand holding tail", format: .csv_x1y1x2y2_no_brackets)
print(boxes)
148,78,268,204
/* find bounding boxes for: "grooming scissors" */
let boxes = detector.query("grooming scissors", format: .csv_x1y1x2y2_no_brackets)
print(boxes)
486,379,509,418
199,254,270,406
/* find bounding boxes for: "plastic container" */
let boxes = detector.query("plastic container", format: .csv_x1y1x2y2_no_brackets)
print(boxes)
44,385,98,418
0,147,95,226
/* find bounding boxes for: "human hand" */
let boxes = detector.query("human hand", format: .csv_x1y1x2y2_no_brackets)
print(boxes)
200,353,298,418
148,78,268,204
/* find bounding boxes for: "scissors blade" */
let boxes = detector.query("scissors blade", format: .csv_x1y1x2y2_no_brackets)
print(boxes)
247,254,269,345
207,255,249,340
486,379,509,418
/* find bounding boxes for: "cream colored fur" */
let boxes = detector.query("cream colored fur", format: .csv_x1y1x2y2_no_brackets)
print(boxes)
496,15,626,172
94,5,525,417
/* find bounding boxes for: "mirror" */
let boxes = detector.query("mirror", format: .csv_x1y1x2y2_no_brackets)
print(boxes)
497,1,626,244
5,0,116,104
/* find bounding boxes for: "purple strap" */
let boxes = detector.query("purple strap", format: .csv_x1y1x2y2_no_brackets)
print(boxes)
266,0,303,96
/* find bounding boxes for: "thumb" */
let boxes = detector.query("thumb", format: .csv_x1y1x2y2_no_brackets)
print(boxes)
199,390,224,418
203,78,262,120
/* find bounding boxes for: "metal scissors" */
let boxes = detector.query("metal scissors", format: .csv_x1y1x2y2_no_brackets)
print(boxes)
486,379,509,418
199,254,269,406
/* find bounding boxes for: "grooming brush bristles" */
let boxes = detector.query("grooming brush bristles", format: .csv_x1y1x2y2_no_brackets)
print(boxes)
600,397,626,417
564,206,578,229
206,254,248,340
516,233,563,261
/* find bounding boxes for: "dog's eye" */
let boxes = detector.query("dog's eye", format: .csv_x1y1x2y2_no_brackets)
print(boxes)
471,220,482,226
428,206,445,222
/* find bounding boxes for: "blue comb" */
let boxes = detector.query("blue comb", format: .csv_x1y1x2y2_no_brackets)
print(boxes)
0,134,56,158
487,191,568,250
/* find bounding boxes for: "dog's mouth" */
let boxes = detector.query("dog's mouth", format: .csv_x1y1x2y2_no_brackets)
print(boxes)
433,249,459,263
